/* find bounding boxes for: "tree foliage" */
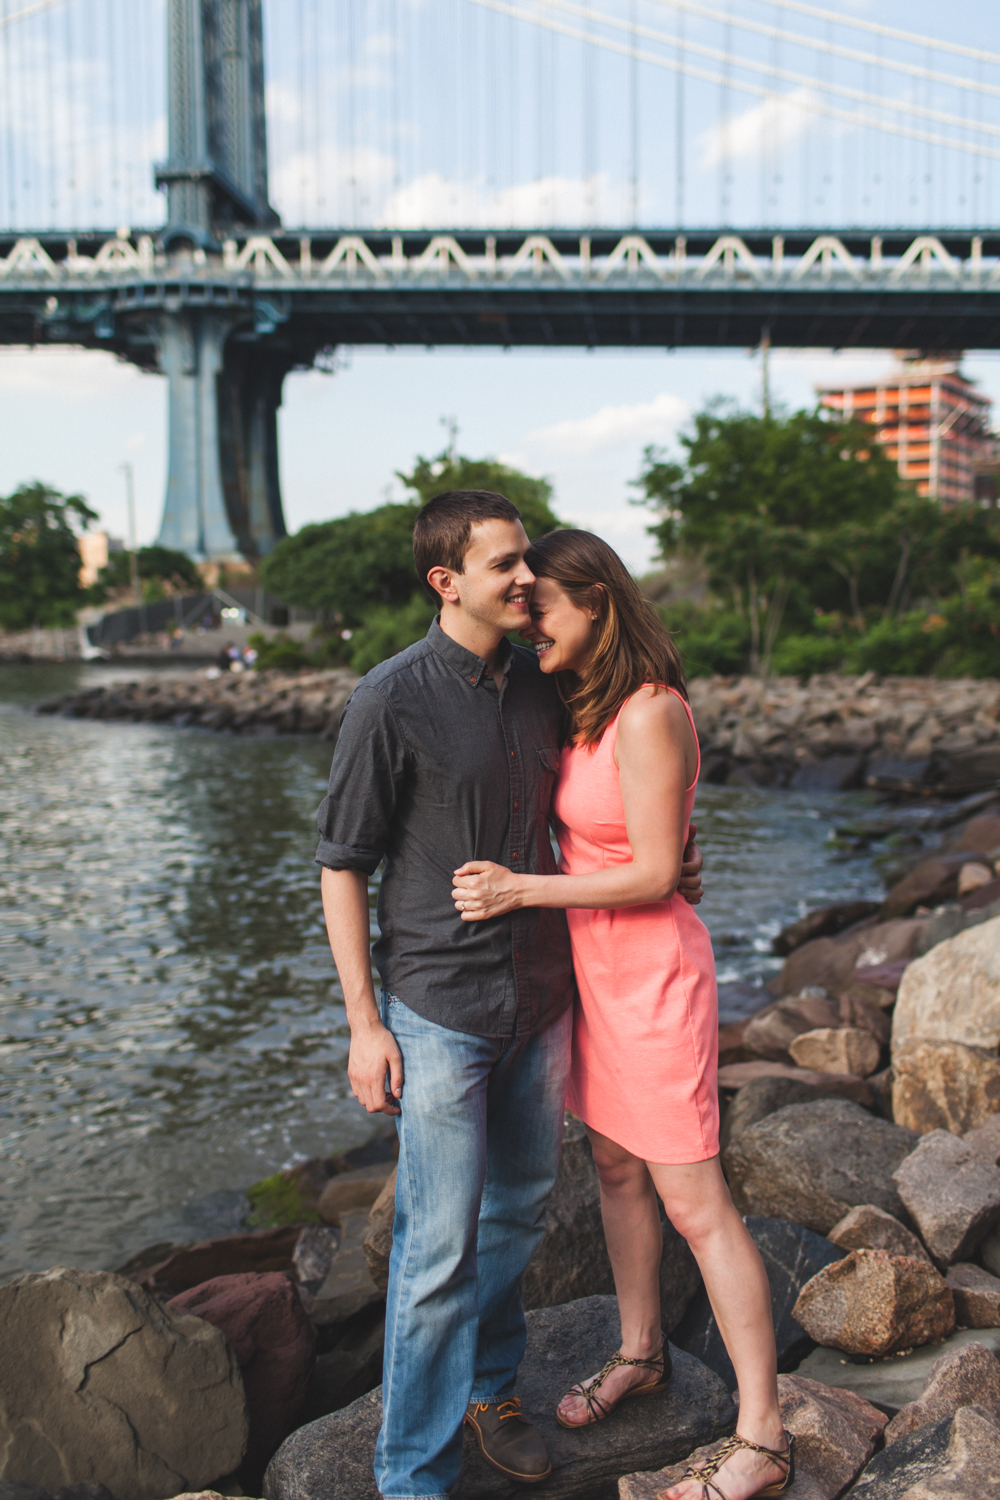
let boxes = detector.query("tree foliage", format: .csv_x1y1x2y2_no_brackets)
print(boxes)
637,402,1000,677
92,544,201,602
0,482,97,630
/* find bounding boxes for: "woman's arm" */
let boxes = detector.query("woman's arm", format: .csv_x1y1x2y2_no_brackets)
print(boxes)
452,688,697,920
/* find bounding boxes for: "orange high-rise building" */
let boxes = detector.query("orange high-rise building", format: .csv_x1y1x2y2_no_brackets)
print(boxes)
816,356,995,504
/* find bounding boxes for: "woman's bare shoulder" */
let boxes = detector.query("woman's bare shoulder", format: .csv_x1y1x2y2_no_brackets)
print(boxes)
618,684,688,734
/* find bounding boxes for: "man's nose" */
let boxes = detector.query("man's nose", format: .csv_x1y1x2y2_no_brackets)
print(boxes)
514,562,535,588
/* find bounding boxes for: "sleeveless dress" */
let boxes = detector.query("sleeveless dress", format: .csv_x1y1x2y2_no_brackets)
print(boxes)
553,687,719,1164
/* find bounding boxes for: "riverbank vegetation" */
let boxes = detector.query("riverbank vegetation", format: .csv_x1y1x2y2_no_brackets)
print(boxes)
637,402,1000,680
0,482,96,630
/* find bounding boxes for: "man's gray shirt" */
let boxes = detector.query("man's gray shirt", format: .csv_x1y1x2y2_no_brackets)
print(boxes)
316,618,575,1038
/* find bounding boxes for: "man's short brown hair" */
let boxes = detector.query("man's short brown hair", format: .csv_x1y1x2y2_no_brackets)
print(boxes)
413,490,522,598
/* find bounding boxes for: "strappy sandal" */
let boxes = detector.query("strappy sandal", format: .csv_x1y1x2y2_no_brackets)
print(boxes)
555,1345,671,1429
661,1432,795,1500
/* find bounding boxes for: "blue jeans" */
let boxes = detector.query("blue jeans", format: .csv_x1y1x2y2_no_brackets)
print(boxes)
374,994,572,1500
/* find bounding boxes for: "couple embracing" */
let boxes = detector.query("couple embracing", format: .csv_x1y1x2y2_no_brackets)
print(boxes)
317,491,792,1500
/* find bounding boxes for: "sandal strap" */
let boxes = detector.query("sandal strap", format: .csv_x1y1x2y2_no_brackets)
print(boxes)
672,1432,792,1500
728,1432,793,1472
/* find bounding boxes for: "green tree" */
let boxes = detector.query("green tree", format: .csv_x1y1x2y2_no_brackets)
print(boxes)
92,543,201,602
397,450,561,539
0,482,97,630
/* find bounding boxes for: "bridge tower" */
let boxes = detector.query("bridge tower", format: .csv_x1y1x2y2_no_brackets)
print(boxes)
154,0,287,563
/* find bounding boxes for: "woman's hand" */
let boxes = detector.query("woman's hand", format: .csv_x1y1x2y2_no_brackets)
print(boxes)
452,861,524,921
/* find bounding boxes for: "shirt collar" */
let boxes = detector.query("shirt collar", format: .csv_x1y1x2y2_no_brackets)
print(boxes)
426,616,514,687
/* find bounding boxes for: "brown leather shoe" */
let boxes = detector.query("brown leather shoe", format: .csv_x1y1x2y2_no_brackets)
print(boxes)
465,1397,552,1483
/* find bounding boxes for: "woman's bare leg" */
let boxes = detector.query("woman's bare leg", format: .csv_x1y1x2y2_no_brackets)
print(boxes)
556,1127,665,1426
648,1156,785,1500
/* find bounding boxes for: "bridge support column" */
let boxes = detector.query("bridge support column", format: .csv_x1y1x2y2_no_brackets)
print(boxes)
156,311,288,562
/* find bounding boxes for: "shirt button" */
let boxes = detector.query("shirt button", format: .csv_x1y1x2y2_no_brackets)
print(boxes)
514,802,519,809
470,676,476,683
515,951,521,959
512,852,519,860
511,751,515,758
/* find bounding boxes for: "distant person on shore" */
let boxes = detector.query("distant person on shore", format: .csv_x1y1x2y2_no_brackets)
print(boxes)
316,493,704,1500
451,530,792,1500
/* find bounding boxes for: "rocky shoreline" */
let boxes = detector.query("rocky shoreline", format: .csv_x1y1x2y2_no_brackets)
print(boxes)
6,680,1000,1500
34,670,1000,797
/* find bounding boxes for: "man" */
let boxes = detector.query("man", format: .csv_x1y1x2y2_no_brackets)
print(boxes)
317,491,703,1500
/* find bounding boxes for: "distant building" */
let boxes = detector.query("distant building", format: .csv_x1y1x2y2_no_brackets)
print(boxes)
816,355,998,504
78,531,123,588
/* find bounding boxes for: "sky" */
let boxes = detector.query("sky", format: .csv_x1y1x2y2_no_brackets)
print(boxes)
3,0,1000,572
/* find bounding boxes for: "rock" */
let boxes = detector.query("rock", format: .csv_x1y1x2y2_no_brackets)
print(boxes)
301,1210,382,1330
299,1312,386,1424
893,1129,1000,1266
168,1272,315,1483
946,813,1000,856
880,855,971,921
933,743,1000,794
719,1077,841,1156
742,991,845,1062
361,1122,700,1330
291,1227,340,1295
842,966,907,1005
962,1113,1000,1166
789,753,867,793
129,1226,308,1298
624,1374,885,1500
263,1296,736,1500
882,1338,1000,1444
828,1204,931,1265
891,1039,1000,1136
772,902,882,958
792,1249,954,1357
797,1326,1000,1413
0,1267,247,1497
716,1062,874,1108
723,1100,918,1235
914,894,1000,959
521,1120,700,1328
945,1264,1000,1328
980,1221,1000,1277
958,860,994,895
845,1406,1000,1498
717,1018,752,1065
789,1027,882,1078
671,1217,845,1388
245,1132,398,1229
361,1169,396,1297
775,920,926,1000
868,1067,895,1119
891,915,1000,1057
316,1164,395,1225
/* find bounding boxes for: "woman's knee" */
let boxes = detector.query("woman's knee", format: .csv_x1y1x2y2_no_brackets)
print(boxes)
589,1135,653,1197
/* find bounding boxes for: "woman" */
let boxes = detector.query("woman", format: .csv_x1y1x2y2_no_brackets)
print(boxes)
451,530,791,1500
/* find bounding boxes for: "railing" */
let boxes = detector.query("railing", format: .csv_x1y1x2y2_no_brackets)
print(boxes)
2,229,999,288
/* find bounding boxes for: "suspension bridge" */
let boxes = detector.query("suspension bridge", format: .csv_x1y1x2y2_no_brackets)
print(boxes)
1,1,999,560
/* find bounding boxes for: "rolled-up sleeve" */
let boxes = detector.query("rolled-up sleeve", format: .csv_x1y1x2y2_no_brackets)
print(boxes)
315,685,408,874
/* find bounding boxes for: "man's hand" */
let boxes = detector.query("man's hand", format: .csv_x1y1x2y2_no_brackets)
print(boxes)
678,823,704,906
348,1018,404,1115
452,861,523,920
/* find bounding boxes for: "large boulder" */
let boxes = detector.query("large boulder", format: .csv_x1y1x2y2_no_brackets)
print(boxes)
300,1210,382,1331
363,1122,700,1330
317,1164,395,1225
671,1217,844,1388
891,916,1000,1058
845,1406,1000,1498
882,1340,1000,1445
792,1249,954,1357
719,1076,839,1155
880,855,971,921
723,1100,918,1235
168,1273,315,1484
893,1129,1000,1266
622,1373,886,1500
0,1268,247,1500
775,920,925,999
125,1226,336,1300
827,1204,930,1265
772,902,882,957
891,1039,1000,1136
945,1264,1000,1328
788,1027,882,1078
716,1062,873,1107
743,990,887,1063
263,1296,736,1500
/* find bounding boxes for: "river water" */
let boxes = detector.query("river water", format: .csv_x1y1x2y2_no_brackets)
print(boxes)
1,662,889,1282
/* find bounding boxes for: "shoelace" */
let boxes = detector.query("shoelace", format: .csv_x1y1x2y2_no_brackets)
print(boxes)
480,1398,524,1422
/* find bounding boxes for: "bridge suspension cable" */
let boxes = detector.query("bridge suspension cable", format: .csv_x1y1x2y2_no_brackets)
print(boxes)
466,0,1000,162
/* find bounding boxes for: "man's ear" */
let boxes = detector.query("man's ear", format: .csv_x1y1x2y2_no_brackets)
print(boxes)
427,565,459,604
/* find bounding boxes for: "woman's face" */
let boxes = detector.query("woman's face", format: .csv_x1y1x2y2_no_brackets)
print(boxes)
521,576,596,674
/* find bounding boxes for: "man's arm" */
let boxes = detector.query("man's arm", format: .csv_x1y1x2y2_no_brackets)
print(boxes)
322,867,403,1116
679,823,704,905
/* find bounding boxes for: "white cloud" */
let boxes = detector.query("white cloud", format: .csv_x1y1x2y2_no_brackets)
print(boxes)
700,87,819,169
0,348,151,399
376,172,625,229
515,392,690,458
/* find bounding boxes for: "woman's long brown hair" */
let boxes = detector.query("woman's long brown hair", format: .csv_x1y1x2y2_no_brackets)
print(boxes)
525,529,687,747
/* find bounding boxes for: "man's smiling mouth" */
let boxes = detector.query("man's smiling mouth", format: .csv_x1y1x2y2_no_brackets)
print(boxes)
506,592,529,607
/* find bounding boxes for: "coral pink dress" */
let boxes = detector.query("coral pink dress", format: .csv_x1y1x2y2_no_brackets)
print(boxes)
553,688,719,1163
